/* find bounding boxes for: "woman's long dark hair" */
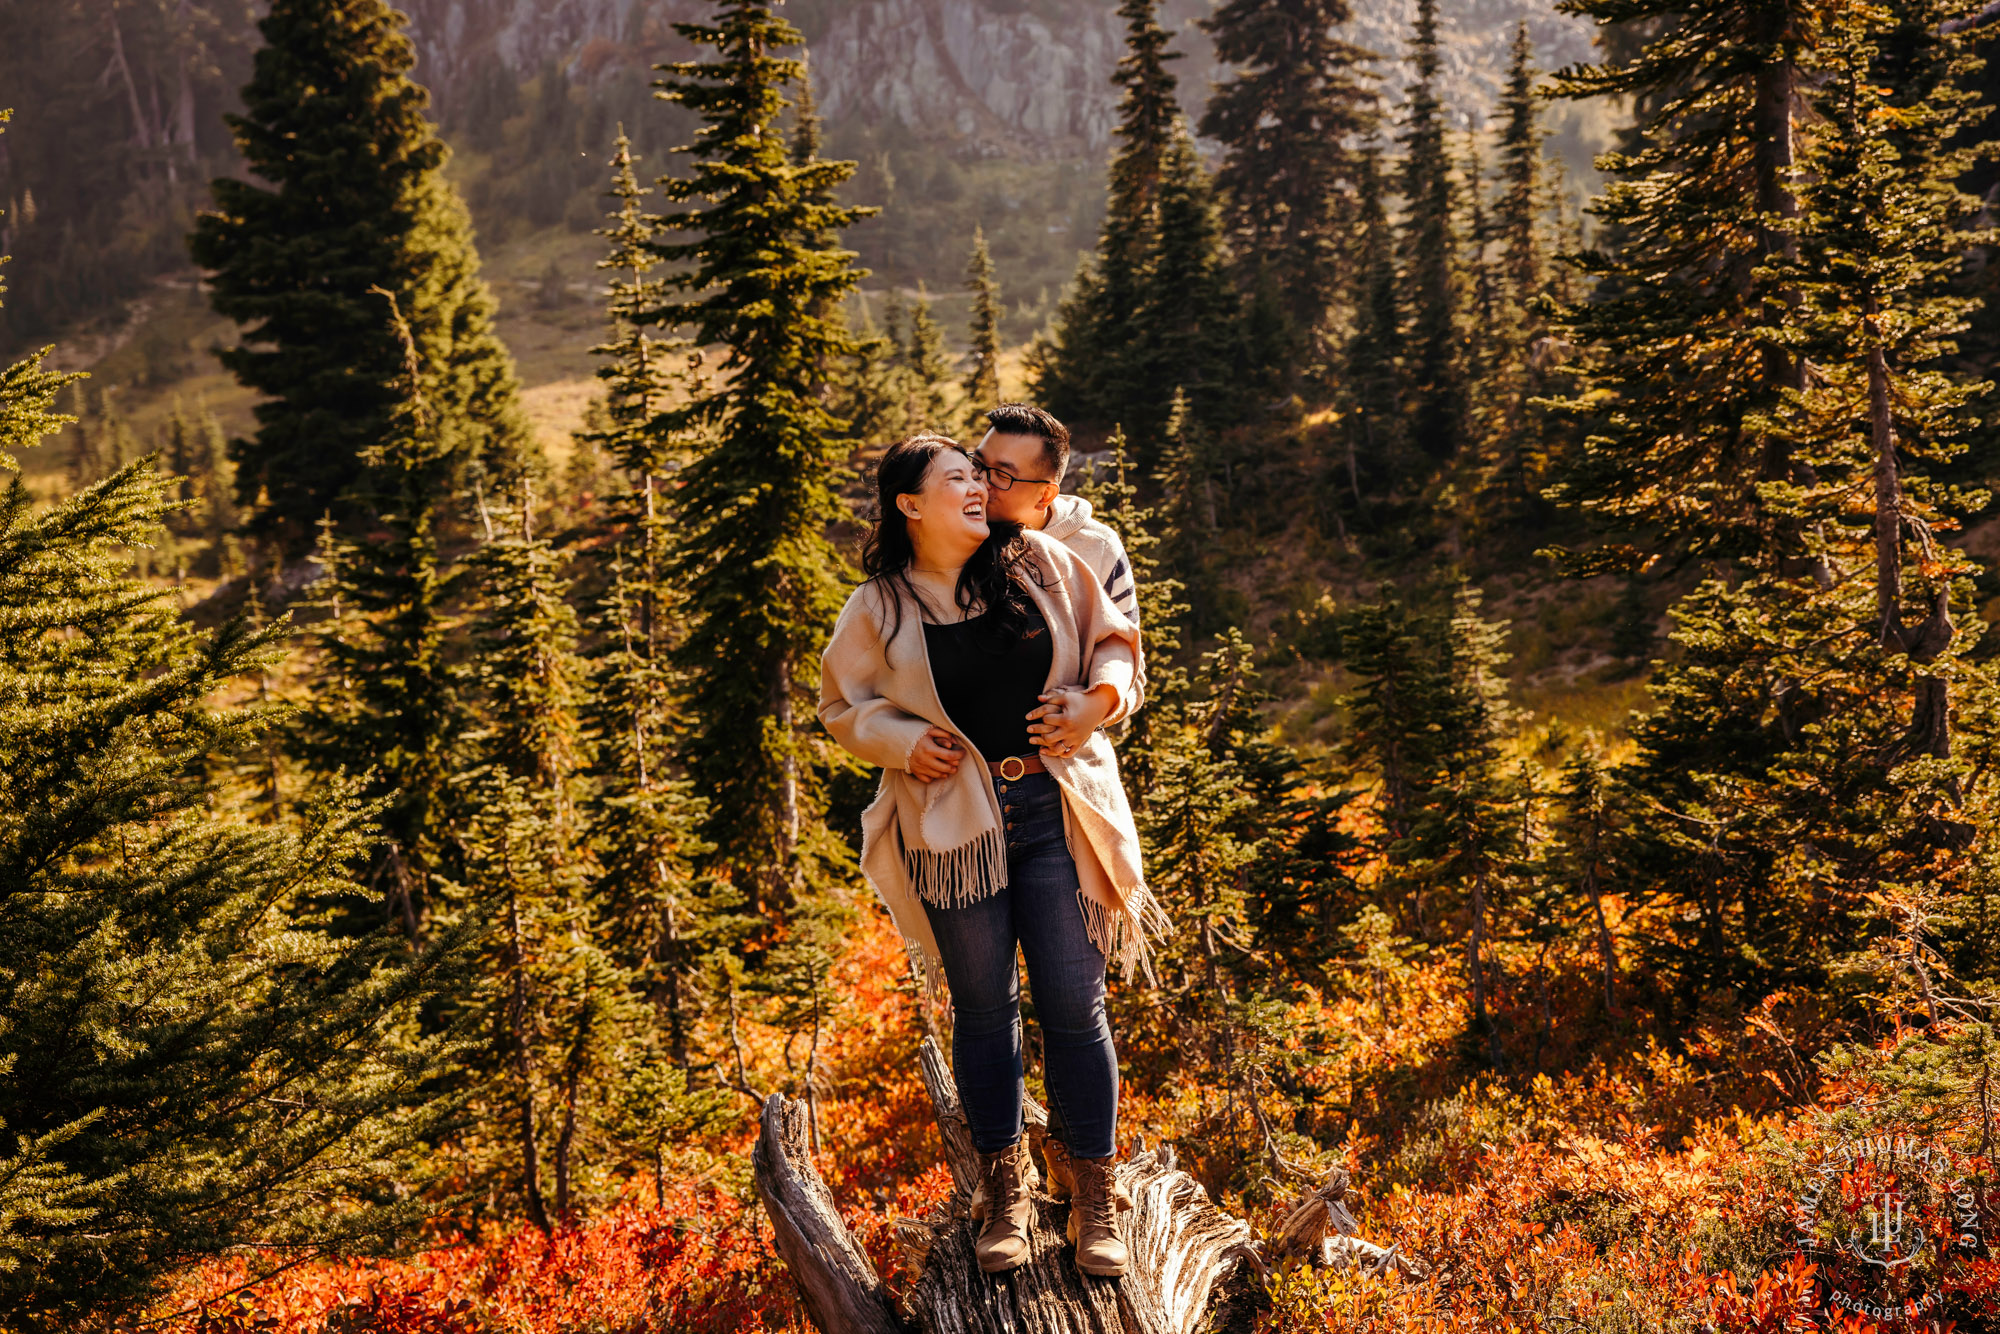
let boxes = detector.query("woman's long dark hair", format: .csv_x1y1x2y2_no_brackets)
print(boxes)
861,432,1046,650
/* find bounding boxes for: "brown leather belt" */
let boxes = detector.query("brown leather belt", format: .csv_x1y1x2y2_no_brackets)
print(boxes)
987,752,1048,781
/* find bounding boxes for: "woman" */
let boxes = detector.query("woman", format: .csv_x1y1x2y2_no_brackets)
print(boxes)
819,433,1165,1278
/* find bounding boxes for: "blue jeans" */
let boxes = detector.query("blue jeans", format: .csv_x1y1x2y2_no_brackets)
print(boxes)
921,770,1119,1159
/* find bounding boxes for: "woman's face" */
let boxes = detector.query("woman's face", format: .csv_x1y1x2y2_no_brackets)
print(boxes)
898,449,989,554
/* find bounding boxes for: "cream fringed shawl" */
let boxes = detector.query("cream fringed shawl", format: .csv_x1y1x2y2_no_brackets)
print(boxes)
817,528,1169,991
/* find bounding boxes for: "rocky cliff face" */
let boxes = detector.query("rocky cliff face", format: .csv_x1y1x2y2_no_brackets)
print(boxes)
399,0,1593,155
809,0,1133,155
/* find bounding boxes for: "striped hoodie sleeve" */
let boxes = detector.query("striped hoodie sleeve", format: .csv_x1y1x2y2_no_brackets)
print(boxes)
1102,548,1139,625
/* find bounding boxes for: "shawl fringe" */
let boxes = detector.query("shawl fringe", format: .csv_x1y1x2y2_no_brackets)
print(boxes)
904,826,1009,909
1076,885,1174,986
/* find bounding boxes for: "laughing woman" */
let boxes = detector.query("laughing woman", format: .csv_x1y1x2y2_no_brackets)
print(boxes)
818,433,1166,1278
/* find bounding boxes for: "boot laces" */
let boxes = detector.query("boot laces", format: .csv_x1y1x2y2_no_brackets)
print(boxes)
1077,1160,1117,1231
984,1144,1025,1203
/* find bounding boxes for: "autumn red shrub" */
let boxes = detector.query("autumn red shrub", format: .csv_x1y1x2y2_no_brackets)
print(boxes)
154,904,2000,1334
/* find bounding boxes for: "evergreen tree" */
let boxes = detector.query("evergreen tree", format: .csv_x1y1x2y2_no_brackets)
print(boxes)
453,490,638,1228
159,404,240,577
1486,23,1554,516
1545,742,1628,1017
1313,581,1522,1063
0,175,467,1325
1399,586,1521,1069
646,1,867,911
1101,0,1183,327
1544,0,1829,574
190,0,534,553
1198,0,1378,351
905,282,952,427
881,288,907,359
962,226,1002,427
1029,0,1183,438
1075,424,1188,796
1132,631,1287,1189
63,386,139,492
1397,0,1466,462
1494,24,1548,337
1461,131,1501,441
294,290,469,937
1155,388,1218,637
1134,133,1247,432
582,548,732,1074
1789,2,1985,773
834,312,913,450
1546,0,2000,1017
579,134,737,1083
1339,142,1404,503
1028,258,1111,430
586,130,689,535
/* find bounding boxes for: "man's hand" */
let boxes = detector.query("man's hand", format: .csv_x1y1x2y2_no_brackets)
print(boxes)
909,726,965,783
1028,684,1117,757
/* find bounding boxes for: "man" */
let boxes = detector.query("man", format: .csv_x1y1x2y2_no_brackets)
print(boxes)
970,402,1142,1219
973,403,1140,628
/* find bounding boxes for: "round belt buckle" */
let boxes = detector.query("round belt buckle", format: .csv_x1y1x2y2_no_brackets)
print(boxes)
999,755,1027,781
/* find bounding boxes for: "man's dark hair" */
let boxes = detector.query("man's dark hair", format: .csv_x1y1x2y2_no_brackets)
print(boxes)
984,402,1071,482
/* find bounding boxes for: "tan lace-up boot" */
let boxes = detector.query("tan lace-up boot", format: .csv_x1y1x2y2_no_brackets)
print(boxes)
1040,1133,1076,1200
1041,1135,1133,1211
1066,1153,1129,1277
969,1141,1034,1273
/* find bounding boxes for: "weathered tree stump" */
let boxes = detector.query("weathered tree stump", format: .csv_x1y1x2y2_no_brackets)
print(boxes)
1264,1166,1427,1281
752,1095,905,1334
751,1037,1413,1334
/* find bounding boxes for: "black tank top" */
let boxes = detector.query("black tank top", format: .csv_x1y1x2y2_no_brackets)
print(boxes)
922,596,1053,763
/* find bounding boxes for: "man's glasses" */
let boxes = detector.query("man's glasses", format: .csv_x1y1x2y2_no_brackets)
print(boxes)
971,458,1055,492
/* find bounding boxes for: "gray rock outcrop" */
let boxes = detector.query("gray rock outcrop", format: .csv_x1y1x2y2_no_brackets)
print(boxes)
398,0,1594,153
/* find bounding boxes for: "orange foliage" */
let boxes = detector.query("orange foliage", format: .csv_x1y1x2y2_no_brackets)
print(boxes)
157,903,2000,1333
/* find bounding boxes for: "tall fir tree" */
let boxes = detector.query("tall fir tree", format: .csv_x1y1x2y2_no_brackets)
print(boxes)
294,289,468,937
1789,1,1986,775
190,0,534,554
1494,24,1548,335
962,226,1003,428
1573,0,2000,1011
1154,387,1219,638
1545,741,1629,1018
587,129,681,509
1133,133,1246,431
1486,22,1555,517
1197,0,1378,353
1074,424,1188,799
905,282,953,428
1128,631,1296,1190
1100,0,1183,327
1319,582,1521,1061
1544,0,1829,574
581,548,730,1075
1029,0,1184,439
1397,0,1467,462
579,133,734,1080
0,148,469,1326
1461,131,1501,436
1339,141,1404,502
453,490,643,1229
646,1,867,912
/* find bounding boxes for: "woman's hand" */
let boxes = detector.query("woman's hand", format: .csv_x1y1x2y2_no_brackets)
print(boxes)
908,727,966,783
1028,684,1117,757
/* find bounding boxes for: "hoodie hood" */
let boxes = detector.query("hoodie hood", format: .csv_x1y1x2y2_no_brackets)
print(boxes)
1042,492,1094,541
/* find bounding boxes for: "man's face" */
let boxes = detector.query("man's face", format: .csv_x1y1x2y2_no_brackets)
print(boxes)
974,430,1059,526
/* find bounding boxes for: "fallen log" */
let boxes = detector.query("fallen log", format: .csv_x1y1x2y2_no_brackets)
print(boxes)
751,1094,904,1334
751,1036,1414,1334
